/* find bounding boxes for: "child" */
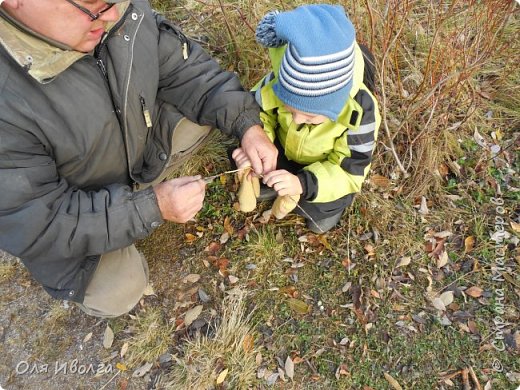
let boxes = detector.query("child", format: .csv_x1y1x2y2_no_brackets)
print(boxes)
233,4,380,233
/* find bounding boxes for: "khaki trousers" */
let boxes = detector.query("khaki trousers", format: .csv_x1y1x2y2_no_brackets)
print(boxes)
77,119,212,318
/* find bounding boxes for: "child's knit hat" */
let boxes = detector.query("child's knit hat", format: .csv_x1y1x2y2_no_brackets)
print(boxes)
256,4,356,121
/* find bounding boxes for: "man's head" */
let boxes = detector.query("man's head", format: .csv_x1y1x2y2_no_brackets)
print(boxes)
256,5,357,122
0,0,125,52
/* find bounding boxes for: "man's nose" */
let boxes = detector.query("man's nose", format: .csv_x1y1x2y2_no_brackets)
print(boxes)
99,4,120,22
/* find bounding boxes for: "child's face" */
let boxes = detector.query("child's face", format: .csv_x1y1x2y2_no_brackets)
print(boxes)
284,105,329,125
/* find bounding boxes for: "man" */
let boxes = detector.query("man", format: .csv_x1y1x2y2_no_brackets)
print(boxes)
0,0,277,317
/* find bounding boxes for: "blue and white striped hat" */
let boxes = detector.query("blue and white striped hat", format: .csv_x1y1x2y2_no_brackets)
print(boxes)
256,5,356,121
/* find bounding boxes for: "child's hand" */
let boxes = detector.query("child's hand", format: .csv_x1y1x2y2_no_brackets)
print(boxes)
262,170,303,197
231,147,252,169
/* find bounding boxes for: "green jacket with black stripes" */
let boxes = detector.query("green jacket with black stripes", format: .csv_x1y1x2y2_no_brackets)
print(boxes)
254,43,381,203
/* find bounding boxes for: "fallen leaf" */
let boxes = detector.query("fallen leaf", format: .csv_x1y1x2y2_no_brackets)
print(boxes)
276,229,284,244
265,372,279,386
228,275,239,284
287,298,310,314
418,196,429,215
437,251,449,268
198,289,211,303
465,286,483,298
103,325,114,349
120,342,129,358
132,362,153,378
183,274,201,284
83,332,92,343
220,232,230,244
396,257,411,268
440,291,454,306
511,221,520,233
285,356,294,380
318,235,332,251
473,128,488,148
143,284,155,296
370,174,391,188
258,209,272,224
243,334,254,353
464,236,475,253
185,233,197,243
224,216,234,236
384,372,403,390
116,362,127,371
184,305,203,327
205,242,221,255
433,231,453,239
432,297,446,311
216,368,228,385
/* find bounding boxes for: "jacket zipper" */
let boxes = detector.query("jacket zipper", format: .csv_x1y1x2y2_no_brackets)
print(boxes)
139,96,152,129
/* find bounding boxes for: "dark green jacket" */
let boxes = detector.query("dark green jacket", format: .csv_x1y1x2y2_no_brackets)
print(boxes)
0,1,261,302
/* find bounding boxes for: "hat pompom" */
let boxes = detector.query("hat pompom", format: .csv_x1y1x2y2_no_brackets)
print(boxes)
255,11,286,47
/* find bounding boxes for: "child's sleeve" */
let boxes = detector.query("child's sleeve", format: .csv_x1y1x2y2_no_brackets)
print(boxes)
298,88,380,203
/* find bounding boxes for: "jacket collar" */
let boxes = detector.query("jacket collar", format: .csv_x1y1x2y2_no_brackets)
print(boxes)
0,2,129,84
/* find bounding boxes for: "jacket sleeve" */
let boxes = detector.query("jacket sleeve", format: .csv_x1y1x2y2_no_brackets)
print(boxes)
0,120,164,263
299,88,380,203
153,14,262,140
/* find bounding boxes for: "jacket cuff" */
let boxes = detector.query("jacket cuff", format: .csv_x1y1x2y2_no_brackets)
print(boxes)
132,186,164,232
233,109,263,140
297,170,319,201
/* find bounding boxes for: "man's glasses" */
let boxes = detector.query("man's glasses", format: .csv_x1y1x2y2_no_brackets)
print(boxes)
64,0,115,21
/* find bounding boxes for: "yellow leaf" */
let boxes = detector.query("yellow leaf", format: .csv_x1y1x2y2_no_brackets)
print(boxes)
224,216,234,235
464,236,475,253
185,233,197,243
511,221,520,233
219,174,227,186
116,362,127,372
243,334,254,353
216,368,229,385
384,372,403,390
288,298,310,314
318,235,332,251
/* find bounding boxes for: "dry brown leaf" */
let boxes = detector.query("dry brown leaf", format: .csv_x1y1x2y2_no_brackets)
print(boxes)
183,274,201,284
103,325,114,349
465,286,483,298
288,298,310,314
224,216,234,236
285,356,294,380
511,221,520,233
318,235,332,251
464,236,476,253
243,334,254,353
384,372,403,390
216,368,229,385
184,305,203,327
370,174,391,188
205,241,222,255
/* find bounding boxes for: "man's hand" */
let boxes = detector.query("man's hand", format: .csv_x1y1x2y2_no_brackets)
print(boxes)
240,125,278,175
262,170,303,197
153,176,206,223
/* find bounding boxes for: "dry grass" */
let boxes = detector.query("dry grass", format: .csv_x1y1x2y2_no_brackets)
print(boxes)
124,308,174,367
164,289,258,389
